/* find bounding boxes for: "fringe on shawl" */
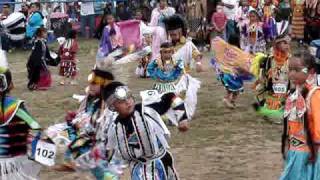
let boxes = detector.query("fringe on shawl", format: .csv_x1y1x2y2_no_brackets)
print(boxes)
175,74,201,118
0,155,41,180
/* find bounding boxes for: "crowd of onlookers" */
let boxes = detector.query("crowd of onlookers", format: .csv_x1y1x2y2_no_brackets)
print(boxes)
208,0,320,54
1,0,320,53
0,1,151,50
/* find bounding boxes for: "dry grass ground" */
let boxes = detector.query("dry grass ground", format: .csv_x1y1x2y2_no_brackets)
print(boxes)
7,38,283,180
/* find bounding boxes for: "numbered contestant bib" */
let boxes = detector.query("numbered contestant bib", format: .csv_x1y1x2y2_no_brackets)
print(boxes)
34,140,57,166
273,83,287,94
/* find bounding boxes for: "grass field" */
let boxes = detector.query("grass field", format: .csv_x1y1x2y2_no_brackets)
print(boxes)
7,38,283,180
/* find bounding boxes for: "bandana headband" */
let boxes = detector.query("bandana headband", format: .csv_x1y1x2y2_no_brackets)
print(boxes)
106,86,133,110
88,73,112,86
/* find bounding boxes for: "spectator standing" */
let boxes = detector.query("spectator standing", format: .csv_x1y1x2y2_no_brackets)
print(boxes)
20,3,29,18
149,0,175,28
94,0,106,30
210,3,227,41
275,0,292,22
26,2,44,40
94,3,114,39
14,0,22,12
0,4,12,52
236,0,250,50
186,0,206,40
116,2,132,21
222,0,240,43
0,4,11,20
80,1,95,38
66,2,79,20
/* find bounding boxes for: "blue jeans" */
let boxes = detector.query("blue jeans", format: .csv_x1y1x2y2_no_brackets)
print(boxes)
80,14,95,38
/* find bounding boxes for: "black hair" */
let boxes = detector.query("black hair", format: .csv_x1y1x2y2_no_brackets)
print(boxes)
109,28,116,36
135,9,142,14
102,81,125,101
35,27,46,37
2,4,10,8
216,2,223,6
292,49,316,71
282,49,318,163
106,13,114,18
249,10,261,21
92,69,114,81
31,2,41,9
163,14,187,36
67,30,77,39
160,42,173,49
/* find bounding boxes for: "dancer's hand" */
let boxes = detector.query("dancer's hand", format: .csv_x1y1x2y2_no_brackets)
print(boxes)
178,120,189,132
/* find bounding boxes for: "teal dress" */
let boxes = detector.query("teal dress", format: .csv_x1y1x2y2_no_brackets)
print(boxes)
147,59,184,93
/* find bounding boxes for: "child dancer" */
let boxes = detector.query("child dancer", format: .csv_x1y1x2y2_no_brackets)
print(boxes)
280,50,320,180
219,35,245,108
99,13,123,57
148,42,201,118
103,81,190,180
59,30,79,85
262,0,277,42
147,42,184,94
253,34,291,122
240,9,266,54
27,27,52,91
